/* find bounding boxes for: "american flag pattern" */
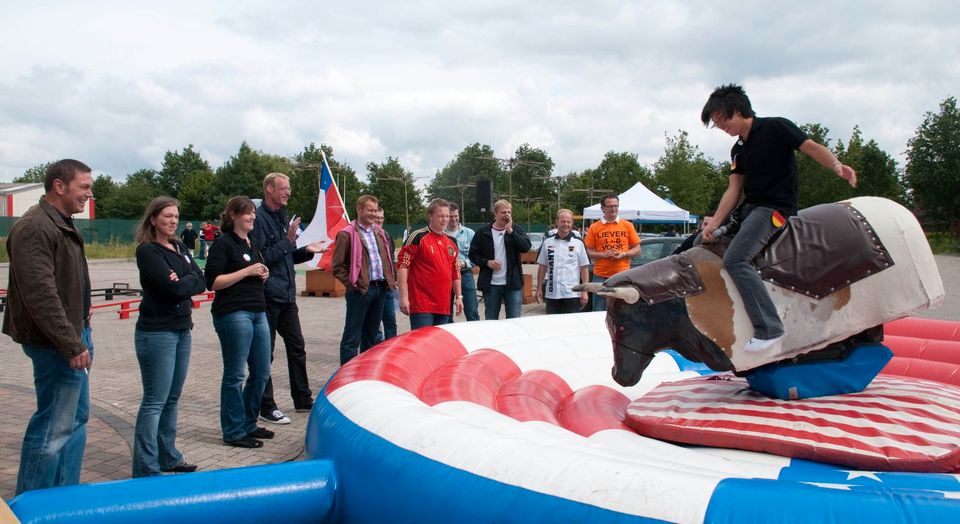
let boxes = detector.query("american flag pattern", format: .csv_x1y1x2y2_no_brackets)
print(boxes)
626,373,960,473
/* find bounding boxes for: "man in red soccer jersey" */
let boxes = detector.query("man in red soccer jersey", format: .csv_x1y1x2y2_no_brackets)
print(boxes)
397,199,463,329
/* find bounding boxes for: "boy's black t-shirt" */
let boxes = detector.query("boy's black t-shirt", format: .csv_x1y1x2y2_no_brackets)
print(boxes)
730,116,808,216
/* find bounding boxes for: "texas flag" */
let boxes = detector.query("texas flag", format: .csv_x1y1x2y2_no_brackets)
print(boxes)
297,151,350,270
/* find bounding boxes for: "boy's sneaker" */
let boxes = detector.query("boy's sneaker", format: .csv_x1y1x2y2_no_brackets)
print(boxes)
294,399,314,413
744,335,784,354
259,408,291,425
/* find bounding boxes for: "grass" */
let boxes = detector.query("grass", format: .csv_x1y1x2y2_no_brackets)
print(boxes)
0,238,137,262
927,232,960,254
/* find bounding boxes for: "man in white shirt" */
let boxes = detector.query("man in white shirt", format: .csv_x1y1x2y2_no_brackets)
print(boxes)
534,209,590,314
468,200,531,320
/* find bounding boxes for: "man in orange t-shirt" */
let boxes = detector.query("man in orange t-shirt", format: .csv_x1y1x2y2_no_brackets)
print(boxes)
584,194,640,311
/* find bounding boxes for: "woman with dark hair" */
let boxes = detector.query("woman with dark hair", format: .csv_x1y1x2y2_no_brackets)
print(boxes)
132,196,206,477
204,196,274,448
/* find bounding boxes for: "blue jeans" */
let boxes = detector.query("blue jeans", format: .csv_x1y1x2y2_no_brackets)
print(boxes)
723,206,785,339
213,310,271,442
340,284,387,365
17,327,93,494
410,313,450,330
591,274,609,312
376,289,398,343
482,285,522,320
451,271,480,322
132,329,191,477
198,239,206,259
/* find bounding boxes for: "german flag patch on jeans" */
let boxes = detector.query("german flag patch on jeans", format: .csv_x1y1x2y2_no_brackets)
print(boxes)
771,210,786,228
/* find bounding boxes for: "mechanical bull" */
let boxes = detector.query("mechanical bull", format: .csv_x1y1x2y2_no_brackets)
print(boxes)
583,197,945,387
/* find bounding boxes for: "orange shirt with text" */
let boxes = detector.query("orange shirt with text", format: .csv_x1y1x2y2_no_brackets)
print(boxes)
584,220,640,277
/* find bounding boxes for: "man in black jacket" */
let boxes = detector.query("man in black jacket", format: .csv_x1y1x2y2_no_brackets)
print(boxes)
468,199,531,320
251,173,326,424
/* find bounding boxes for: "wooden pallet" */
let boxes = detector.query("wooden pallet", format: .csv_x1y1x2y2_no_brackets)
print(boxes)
301,289,345,298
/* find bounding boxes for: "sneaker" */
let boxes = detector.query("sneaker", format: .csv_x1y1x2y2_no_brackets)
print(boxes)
744,335,785,353
259,408,291,425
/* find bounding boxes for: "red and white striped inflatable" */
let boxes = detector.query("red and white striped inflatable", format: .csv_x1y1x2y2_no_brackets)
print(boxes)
626,373,960,472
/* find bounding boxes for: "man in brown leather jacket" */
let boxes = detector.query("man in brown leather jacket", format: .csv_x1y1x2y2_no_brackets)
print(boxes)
2,159,94,494
331,195,396,365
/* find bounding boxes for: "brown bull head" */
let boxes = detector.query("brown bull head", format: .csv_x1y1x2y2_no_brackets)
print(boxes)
586,255,735,386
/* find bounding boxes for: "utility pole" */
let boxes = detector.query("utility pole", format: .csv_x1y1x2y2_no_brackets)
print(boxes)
477,155,551,202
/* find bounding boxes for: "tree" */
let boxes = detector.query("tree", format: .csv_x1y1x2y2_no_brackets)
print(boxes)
563,151,651,215
13,161,53,183
213,142,291,200
427,143,501,223
99,169,162,219
158,145,212,197
92,174,118,215
178,170,220,220
839,127,907,205
651,130,726,215
905,96,960,230
504,144,555,228
795,123,854,209
290,143,364,223
365,157,424,232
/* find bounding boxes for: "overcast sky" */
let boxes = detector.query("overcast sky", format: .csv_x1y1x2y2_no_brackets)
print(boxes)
2,1,958,185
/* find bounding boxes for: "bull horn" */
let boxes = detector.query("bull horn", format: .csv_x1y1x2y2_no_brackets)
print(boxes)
573,283,605,293
595,286,641,304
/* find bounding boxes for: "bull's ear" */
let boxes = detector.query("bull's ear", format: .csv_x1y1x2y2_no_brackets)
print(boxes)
595,286,641,304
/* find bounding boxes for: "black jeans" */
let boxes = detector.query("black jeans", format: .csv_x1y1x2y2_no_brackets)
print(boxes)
260,301,312,412
545,298,581,315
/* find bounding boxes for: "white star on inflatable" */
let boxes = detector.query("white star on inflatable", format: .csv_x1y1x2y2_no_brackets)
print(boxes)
802,482,853,491
843,471,882,482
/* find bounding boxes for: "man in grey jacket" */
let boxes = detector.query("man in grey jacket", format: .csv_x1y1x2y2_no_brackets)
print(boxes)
3,159,94,494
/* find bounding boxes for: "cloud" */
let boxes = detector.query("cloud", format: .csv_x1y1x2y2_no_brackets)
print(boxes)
0,0,958,185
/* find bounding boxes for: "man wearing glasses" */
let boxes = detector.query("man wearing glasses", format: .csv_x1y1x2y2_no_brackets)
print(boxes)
584,194,641,311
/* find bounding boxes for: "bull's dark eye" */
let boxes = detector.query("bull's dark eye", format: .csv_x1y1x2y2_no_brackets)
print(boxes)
617,325,625,332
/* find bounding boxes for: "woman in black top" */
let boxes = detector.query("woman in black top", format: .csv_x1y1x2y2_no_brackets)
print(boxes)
204,196,274,448
132,196,206,477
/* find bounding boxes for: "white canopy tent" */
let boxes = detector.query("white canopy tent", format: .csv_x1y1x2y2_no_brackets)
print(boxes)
582,182,691,223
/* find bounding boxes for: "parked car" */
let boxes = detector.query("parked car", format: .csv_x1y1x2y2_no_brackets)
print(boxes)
587,235,687,278
528,232,545,252
522,232,546,264
629,235,687,267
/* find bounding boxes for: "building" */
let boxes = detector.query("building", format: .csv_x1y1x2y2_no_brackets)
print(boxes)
0,183,95,218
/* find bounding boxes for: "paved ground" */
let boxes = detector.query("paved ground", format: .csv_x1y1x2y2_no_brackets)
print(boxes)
0,260,552,500
1,255,957,501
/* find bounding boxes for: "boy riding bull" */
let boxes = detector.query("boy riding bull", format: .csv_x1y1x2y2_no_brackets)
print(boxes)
700,84,857,353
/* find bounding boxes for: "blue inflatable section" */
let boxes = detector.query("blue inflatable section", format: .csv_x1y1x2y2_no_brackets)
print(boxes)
8,460,338,524
308,386,960,523
306,391,668,524
663,350,715,374
746,344,893,399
